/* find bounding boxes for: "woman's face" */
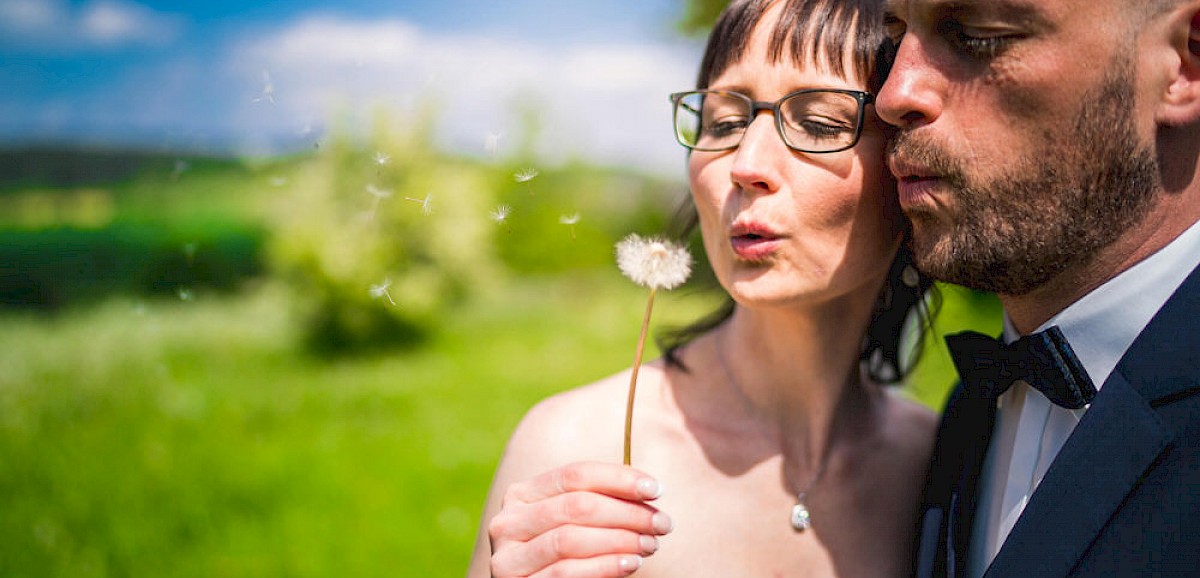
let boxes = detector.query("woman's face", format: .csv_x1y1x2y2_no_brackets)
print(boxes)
690,10,902,312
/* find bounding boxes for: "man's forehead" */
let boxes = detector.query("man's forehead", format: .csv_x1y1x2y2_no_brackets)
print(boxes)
885,0,1091,27
885,0,1071,16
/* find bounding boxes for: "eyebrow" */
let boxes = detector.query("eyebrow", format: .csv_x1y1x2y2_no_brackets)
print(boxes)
928,0,1052,22
900,0,1055,31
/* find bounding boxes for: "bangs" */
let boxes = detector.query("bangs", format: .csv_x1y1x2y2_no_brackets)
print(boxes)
696,0,888,91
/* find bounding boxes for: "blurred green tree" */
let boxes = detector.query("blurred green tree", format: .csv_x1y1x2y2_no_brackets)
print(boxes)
678,0,727,35
268,109,504,354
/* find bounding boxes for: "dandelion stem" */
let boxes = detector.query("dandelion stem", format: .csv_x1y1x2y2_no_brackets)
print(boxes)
623,287,657,466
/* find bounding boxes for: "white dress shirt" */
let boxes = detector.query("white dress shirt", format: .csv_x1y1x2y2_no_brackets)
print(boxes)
967,219,1200,578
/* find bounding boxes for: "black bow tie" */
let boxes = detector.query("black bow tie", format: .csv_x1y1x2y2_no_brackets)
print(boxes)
945,326,1097,409
929,326,1098,578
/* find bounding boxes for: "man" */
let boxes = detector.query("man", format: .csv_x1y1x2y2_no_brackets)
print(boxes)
879,0,1200,576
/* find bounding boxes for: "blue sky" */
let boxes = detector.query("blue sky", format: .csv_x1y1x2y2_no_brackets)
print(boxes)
0,0,704,174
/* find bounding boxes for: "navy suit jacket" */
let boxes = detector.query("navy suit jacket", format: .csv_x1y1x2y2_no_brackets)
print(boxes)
915,262,1200,578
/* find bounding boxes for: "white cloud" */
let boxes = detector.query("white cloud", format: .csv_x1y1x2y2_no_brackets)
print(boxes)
225,14,702,175
80,0,179,46
0,0,182,51
0,0,59,31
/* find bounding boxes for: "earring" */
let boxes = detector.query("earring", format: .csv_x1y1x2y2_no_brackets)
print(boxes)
902,264,920,289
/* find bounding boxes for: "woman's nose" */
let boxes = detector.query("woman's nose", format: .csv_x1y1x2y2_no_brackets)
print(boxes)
729,113,784,195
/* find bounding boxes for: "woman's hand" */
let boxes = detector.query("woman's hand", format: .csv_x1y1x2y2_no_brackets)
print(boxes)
487,461,673,578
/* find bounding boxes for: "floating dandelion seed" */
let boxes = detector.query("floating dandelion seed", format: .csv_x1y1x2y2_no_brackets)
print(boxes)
177,286,194,302
365,184,393,219
170,159,189,181
615,234,693,465
404,194,434,216
253,69,275,104
366,184,392,200
514,167,539,183
490,204,513,233
268,176,288,187
369,279,397,306
485,132,502,156
374,151,391,166
559,212,581,240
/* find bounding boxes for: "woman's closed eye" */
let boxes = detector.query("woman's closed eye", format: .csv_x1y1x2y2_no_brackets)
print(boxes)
704,118,750,138
793,117,853,140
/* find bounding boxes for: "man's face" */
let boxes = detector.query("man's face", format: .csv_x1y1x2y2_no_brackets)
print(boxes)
877,0,1162,295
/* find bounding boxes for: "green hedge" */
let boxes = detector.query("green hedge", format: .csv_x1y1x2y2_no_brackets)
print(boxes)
0,221,264,310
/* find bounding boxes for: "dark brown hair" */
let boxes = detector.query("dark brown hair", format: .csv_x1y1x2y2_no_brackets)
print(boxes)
696,0,893,91
659,0,932,384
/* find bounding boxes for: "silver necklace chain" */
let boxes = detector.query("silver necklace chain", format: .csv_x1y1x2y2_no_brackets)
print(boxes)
713,328,828,532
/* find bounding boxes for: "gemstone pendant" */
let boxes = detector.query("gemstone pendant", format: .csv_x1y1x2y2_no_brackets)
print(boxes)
790,502,812,531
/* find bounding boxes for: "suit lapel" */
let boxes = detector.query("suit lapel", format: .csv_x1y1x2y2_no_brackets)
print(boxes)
984,262,1200,576
982,372,1172,576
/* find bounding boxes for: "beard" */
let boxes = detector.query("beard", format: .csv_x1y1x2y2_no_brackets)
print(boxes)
893,57,1161,296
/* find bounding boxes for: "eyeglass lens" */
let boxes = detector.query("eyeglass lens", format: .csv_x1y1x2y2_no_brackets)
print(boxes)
674,91,863,152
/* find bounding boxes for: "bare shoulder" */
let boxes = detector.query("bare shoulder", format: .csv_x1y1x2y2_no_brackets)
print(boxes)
500,361,671,472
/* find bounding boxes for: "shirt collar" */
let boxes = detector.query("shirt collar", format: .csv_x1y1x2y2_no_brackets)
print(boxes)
1002,219,1200,390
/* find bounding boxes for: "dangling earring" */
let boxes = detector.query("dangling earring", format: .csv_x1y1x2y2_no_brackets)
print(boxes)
902,264,920,289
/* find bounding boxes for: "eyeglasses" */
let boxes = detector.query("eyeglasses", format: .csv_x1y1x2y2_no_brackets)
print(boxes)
669,88,874,154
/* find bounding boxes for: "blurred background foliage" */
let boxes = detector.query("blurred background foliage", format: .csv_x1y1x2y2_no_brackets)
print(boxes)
0,2,1002,577
677,0,729,35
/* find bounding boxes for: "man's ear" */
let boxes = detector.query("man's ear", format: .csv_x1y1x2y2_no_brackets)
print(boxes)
1157,5,1200,127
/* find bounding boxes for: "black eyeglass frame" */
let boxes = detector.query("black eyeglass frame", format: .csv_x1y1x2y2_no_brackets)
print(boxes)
669,88,875,154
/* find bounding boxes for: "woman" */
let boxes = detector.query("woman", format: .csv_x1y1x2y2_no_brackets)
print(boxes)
467,0,936,576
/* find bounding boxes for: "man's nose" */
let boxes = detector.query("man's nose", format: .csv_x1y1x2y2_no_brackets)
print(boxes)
876,34,944,129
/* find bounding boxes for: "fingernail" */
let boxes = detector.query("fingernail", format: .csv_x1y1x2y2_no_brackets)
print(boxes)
636,478,662,499
651,512,673,534
639,534,659,554
618,555,643,574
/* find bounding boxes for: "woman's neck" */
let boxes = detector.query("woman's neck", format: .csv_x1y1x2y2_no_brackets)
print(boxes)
710,296,881,471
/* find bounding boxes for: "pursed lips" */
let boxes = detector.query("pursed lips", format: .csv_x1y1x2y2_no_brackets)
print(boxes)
729,220,784,260
888,156,943,207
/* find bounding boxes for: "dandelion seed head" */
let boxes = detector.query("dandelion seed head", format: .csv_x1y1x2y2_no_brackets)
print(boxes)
490,204,512,223
514,168,539,183
559,213,581,225
616,234,692,290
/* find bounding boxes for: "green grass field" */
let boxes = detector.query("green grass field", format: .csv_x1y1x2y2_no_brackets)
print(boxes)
0,273,731,577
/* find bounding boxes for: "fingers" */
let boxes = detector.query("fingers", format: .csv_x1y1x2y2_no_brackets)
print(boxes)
521,554,646,578
491,488,671,543
487,462,673,578
492,526,658,578
506,461,663,504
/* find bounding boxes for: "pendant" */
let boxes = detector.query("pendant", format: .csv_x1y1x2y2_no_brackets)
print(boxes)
790,501,812,531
